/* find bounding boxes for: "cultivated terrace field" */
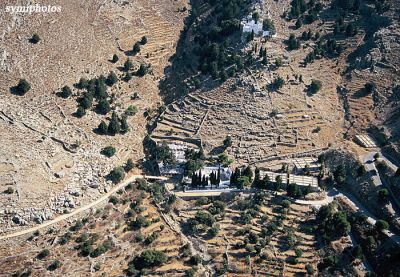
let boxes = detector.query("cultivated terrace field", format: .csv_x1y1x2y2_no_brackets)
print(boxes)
176,192,318,276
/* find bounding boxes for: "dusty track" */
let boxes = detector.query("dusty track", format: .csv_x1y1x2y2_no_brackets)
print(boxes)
0,174,167,240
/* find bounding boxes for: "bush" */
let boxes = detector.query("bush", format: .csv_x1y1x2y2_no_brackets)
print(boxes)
4,187,14,194
189,254,202,265
107,167,125,183
59,85,72,98
101,146,116,157
130,250,167,270
141,36,147,45
47,260,62,271
106,71,118,86
111,54,119,63
364,82,375,93
109,196,118,205
132,42,141,54
97,121,108,135
124,59,134,71
30,33,41,44
125,105,138,116
273,76,285,90
378,189,389,202
14,79,31,95
136,64,148,77
124,158,134,172
37,249,50,259
375,219,389,232
309,79,322,94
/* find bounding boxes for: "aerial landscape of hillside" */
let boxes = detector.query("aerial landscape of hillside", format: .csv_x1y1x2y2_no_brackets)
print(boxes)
0,0,400,276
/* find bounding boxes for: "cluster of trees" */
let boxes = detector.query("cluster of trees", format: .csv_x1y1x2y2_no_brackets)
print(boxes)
303,38,343,65
97,111,129,135
230,166,253,189
155,142,176,165
127,250,166,275
288,0,322,23
287,34,300,50
191,0,250,81
191,168,221,188
123,59,149,80
107,161,133,183
72,72,119,117
184,148,205,176
331,0,360,13
316,204,351,241
333,18,357,37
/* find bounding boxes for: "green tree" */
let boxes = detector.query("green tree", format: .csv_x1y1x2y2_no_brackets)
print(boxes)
30,33,41,44
107,167,125,183
287,34,300,50
108,112,121,135
375,219,389,232
125,158,134,172
15,79,31,95
106,71,118,86
309,79,322,94
136,64,147,77
111,54,119,63
97,121,108,135
124,59,134,71
60,85,72,98
96,98,111,115
101,146,116,157
378,189,389,202
120,116,129,133
132,42,141,54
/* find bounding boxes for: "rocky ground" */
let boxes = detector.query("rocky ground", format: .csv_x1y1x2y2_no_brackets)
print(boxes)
0,0,189,232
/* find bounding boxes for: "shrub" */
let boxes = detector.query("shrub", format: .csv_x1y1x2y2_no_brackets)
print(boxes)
30,33,41,44
196,197,210,206
273,76,285,90
136,64,148,77
107,167,125,183
106,71,118,86
14,79,31,95
125,105,138,116
59,85,72,98
132,42,141,54
375,219,389,232
37,249,50,259
97,121,108,135
130,250,167,270
109,196,118,205
124,158,134,172
75,106,86,118
140,36,147,45
4,187,14,194
189,254,202,265
111,54,119,63
101,146,116,157
364,82,375,93
124,59,134,71
47,260,62,271
309,79,322,94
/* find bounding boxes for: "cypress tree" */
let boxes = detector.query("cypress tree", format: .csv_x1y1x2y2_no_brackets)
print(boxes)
108,112,120,135
97,121,108,135
120,115,129,133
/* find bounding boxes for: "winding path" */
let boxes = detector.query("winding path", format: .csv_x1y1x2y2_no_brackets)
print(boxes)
0,175,168,241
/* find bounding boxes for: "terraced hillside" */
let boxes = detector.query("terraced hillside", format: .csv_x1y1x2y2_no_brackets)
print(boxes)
177,193,318,276
0,182,197,276
0,0,188,231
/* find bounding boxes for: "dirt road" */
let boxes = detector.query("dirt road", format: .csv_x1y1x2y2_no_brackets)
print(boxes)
0,175,167,240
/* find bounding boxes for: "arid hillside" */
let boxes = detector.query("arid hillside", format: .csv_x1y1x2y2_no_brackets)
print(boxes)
0,0,188,232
